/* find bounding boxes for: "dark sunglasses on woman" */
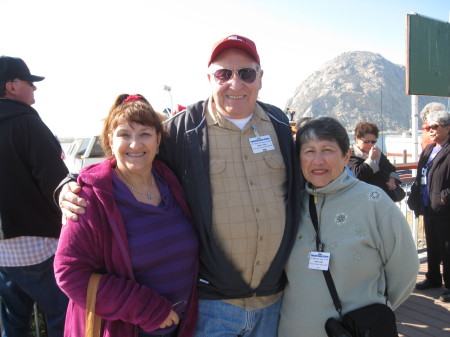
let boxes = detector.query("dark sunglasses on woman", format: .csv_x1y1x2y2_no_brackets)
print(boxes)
424,124,440,132
362,139,377,144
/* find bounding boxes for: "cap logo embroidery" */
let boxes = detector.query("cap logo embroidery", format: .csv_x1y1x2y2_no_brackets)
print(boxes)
228,35,244,42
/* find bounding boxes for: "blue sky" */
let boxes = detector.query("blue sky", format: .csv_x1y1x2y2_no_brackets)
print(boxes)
2,0,449,137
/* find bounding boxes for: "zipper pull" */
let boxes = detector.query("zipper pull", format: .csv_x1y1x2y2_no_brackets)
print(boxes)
313,190,318,204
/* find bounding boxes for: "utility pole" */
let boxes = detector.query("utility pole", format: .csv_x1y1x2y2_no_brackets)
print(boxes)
163,85,173,115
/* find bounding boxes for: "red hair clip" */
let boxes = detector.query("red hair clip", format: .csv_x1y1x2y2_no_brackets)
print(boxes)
123,94,143,103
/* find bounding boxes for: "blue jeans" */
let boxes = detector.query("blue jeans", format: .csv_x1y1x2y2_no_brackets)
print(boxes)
0,256,68,337
195,298,282,337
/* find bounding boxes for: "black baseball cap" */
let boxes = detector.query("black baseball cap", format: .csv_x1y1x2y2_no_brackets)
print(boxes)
0,56,45,82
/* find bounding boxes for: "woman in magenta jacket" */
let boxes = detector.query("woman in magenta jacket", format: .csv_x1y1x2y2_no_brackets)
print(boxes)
54,94,198,337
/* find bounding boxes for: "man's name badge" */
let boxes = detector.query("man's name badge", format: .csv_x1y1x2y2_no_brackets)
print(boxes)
249,135,275,153
308,251,331,270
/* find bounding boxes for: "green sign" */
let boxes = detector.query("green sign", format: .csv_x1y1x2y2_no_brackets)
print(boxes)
406,14,450,97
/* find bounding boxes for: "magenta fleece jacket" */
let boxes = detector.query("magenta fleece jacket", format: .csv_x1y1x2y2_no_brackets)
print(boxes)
54,158,198,337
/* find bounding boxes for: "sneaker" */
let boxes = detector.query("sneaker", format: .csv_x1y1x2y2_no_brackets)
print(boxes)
439,289,450,302
415,279,442,290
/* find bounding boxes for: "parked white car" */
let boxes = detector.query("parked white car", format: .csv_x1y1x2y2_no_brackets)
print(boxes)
63,136,105,173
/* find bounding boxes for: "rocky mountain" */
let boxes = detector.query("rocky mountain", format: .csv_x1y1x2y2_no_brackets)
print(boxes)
285,51,448,131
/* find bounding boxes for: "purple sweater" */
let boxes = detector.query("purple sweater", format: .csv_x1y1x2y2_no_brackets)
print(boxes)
113,170,198,335
54,158,198,337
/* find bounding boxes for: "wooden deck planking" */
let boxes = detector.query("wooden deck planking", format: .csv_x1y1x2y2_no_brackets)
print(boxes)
396,259,450,336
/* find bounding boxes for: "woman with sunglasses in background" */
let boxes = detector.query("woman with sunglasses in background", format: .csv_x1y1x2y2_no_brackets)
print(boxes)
419,102,446,150
348,121,402,201
408,109,450,302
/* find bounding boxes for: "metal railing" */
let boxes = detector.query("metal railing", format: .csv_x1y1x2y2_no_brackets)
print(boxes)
394,162,425,250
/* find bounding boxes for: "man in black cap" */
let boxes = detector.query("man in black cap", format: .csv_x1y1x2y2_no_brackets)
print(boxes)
0,56,68,336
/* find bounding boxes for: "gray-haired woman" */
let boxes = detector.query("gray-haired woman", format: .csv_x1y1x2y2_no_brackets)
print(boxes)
408,109,450,302
278,117,418,337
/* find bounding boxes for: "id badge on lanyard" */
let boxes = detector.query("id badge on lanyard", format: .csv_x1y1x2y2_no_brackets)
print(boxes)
248,123,275,154
421,167,427,185
308,251,331,270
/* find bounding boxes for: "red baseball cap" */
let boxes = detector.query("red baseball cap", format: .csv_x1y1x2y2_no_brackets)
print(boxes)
208,34,260,66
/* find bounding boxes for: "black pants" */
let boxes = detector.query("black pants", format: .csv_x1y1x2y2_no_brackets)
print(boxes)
423,209,450,288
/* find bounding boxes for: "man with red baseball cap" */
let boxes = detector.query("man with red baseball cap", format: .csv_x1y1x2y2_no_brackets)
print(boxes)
158,34,300,337
0,56,68,336
58,35,301,336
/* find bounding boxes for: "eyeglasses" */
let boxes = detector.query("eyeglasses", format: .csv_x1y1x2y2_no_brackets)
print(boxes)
212,68,259,85
361,139,377,144
424,124,440,132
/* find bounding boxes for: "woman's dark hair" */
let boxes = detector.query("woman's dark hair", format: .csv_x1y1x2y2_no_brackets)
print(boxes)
100,94,165,157
354,121,379,140
295,117,349,155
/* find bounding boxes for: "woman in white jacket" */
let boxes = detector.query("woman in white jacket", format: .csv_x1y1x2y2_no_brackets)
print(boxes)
278,117,419,337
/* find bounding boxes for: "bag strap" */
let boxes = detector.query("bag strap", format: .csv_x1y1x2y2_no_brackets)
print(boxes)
85,273,102,337
309,194,390,318
309,194,345,318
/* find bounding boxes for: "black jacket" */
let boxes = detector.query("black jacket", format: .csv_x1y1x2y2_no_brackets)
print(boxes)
159,99,302,300
348,147,398,199
407,139,450,218
0,98,68,239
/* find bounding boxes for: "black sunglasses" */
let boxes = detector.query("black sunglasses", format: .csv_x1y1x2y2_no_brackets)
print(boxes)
362,139,377,144
212,68,258,85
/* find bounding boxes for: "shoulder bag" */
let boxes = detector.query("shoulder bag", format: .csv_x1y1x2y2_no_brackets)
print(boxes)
389,181,406,203
85,273,102,337
309,195,398,337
